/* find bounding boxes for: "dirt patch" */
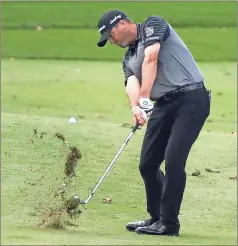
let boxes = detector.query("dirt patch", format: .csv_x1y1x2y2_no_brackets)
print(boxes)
64,147,82,178
121,123,133,129
205,168,221,173
95,113,106,119
38,146,83,229
27,130,84,230
191,170,201,177
55,132,68,144
121,122,141,130
103,197,112,204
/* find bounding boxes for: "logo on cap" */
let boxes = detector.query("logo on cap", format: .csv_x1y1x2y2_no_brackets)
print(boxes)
110,15,121,24
99,25,106,33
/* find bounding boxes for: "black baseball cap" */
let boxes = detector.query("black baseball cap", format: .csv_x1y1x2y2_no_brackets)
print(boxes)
97,10,128,47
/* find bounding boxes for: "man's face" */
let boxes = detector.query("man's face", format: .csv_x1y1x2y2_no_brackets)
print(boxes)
108,21,131,48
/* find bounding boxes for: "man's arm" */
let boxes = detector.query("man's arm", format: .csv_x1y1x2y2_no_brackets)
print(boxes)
123,59,140,107
122,55,146,126
126,75,147,126
139,16,170,99
140,43,160,98
125,75,140,107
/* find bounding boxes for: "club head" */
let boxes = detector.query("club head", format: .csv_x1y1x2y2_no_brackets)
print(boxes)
73,195,85,205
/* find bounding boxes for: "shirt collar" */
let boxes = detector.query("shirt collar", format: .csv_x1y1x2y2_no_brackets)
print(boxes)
128,23,141,52
136,23,142,40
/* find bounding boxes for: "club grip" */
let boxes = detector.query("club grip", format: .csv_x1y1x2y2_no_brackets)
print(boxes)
132,122,140,132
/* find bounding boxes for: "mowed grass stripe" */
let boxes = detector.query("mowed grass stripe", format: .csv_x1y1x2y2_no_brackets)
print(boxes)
2,28,236,61
2,1,236,29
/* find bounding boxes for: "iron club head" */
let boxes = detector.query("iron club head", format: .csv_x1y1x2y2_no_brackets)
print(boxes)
72,195,85,205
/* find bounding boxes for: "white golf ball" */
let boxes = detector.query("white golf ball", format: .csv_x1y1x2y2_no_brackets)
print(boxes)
69,116,77,124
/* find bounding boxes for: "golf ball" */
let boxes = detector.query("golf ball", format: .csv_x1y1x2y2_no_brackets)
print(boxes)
69,116,77,124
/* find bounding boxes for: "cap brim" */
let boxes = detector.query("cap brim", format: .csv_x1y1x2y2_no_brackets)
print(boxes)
97,29,111,47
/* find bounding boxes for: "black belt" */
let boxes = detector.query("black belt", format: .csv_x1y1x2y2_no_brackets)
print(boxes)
160,82,205,101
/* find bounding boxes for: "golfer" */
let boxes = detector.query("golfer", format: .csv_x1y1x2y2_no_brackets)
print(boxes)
96,10,211,236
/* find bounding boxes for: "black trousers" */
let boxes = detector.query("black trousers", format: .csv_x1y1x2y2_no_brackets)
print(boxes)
139,87,211,226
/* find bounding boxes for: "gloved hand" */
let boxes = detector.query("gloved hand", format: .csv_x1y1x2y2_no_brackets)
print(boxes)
132,106,147,126
138,97,154,118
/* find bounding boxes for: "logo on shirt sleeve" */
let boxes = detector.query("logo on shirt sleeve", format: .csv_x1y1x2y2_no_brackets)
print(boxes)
145,26,154,37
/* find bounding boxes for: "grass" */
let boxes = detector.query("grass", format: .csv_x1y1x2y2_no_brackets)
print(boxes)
2,27,237,61
2,1,236,29
1,59,237,245
2,59,237,133
1,114,237,245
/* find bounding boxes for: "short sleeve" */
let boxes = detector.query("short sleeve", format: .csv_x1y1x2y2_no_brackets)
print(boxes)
122,60,134,86
142,16,170,48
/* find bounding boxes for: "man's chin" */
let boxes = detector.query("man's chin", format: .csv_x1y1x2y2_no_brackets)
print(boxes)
119,44,129,48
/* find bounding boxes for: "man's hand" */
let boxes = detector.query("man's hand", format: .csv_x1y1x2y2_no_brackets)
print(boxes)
139,97,154,118
132,106,147,126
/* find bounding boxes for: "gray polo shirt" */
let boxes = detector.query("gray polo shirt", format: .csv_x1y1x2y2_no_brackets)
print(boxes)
123,16,204,100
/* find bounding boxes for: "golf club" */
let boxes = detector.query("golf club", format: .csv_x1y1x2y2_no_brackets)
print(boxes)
73,122,140,205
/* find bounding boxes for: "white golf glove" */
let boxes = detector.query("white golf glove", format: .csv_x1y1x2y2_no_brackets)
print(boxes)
138,97,154,118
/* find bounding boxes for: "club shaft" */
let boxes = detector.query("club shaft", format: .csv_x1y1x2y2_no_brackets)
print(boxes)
84,125,139,204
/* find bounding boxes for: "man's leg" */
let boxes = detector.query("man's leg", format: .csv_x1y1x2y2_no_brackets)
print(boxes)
160,88,211,226
126,103,173,231
135,88,210,235
139,103,173,220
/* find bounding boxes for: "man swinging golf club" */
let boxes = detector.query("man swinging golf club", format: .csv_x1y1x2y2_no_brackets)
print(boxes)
96,10,211,236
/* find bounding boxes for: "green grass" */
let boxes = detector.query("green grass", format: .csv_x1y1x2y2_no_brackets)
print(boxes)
1,113,237,245
2,59,237,133
2,27,236,61
1,59,237,245
2,1,236,29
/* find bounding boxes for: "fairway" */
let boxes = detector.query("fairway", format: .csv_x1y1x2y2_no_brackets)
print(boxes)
2,59,237,132
2,27,236,61
2,1,236,62
1,59,237,245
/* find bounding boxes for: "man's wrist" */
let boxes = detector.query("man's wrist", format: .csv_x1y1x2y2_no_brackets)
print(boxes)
131,103,139,108
139,96,150,101
139,95,150,99
132,105,139,110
